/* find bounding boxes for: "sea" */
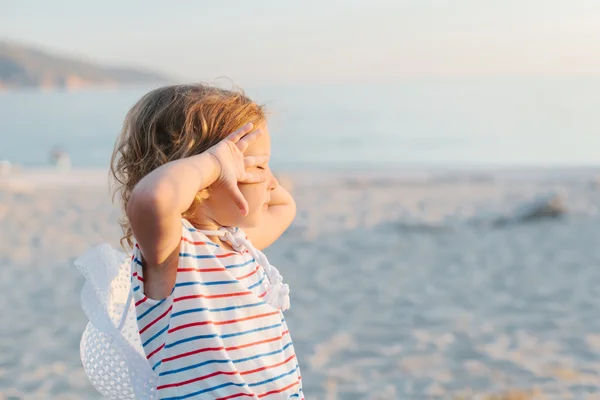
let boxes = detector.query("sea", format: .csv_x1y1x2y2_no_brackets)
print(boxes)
1,77,599,171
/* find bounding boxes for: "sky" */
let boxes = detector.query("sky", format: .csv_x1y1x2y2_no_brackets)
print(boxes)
2,0,600,86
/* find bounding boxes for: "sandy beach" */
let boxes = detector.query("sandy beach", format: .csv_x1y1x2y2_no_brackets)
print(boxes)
1,168,600,399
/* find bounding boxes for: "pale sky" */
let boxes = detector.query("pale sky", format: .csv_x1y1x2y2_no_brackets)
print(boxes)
2,0,600,86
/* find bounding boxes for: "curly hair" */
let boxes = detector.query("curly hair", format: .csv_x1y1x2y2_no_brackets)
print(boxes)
110,83,266,248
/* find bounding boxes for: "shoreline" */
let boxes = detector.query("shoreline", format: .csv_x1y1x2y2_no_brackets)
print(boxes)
1,165,599,191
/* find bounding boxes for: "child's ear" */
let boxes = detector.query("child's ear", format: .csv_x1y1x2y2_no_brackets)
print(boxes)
195,188,210,202
184,188,211,221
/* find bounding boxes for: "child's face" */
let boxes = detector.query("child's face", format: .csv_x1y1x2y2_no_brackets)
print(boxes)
205,124,277,228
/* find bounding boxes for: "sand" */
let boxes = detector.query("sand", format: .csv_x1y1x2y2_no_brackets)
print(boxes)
1,168,600,399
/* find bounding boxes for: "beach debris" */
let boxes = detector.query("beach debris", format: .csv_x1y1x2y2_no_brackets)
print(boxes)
50,146,71,170
492,193,566,226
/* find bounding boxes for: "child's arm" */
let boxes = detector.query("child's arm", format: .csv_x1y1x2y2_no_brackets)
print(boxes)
126,152,220,265
244,184,296,250
127,124,266,289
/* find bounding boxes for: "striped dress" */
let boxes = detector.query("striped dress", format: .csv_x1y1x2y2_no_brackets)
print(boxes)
131,219,303,399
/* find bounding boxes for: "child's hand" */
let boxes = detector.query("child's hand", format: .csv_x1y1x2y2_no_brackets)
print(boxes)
207,123,268,215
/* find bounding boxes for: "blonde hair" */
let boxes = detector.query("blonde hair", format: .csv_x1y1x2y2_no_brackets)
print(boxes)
110,83,266,247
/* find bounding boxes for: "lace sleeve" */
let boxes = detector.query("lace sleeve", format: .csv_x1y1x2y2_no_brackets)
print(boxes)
75,244,158,400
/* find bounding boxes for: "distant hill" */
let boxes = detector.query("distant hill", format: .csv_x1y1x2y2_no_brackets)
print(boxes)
0,40,171,90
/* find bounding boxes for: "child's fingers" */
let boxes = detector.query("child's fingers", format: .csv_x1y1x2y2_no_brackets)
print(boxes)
236,129,264,152
227,183,249,216
226,123,254,143
243,155,269,168
239,170,268,184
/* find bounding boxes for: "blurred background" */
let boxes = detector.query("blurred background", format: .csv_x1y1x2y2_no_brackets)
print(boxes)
1,1,600,399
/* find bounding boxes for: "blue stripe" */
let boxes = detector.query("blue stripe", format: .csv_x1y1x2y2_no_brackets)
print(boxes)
175,280,237,287
164,321,283,349
221,322,283,340
179,253,217,259
143,325,169,347
248,364,298,387
133,257,143,266
234,341,293,363
159,382,248,400
164,333,219,349
225,259,255,269
159,341,294,377
133,286,140,292
171,302,265,318
152,360,162,371
137,299,166,321
247,274,265,290
183,227,219,245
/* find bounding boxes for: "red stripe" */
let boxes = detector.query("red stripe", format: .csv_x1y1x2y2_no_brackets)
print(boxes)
215,252,242,258
258,291,267,298
135,297,148,307
163,346,223,362
241,354,296,376
236,266,260,280
257,379,300,398
168,311,280,334
146,343,165,360
157,370,239,390
180,238,239,258
180,237,212,246
216,393,257,400
139,305,173,334
227,330,289,351
174,291,252,302
177,267,227,273
162,330,290,363
181,237,249,254
132,272,144,282
177,263,258,275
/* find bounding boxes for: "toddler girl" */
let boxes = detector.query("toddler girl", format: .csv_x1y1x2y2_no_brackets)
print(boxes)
76,84,303,399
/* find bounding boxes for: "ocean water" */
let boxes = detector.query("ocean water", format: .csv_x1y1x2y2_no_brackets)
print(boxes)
1,77,599,170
